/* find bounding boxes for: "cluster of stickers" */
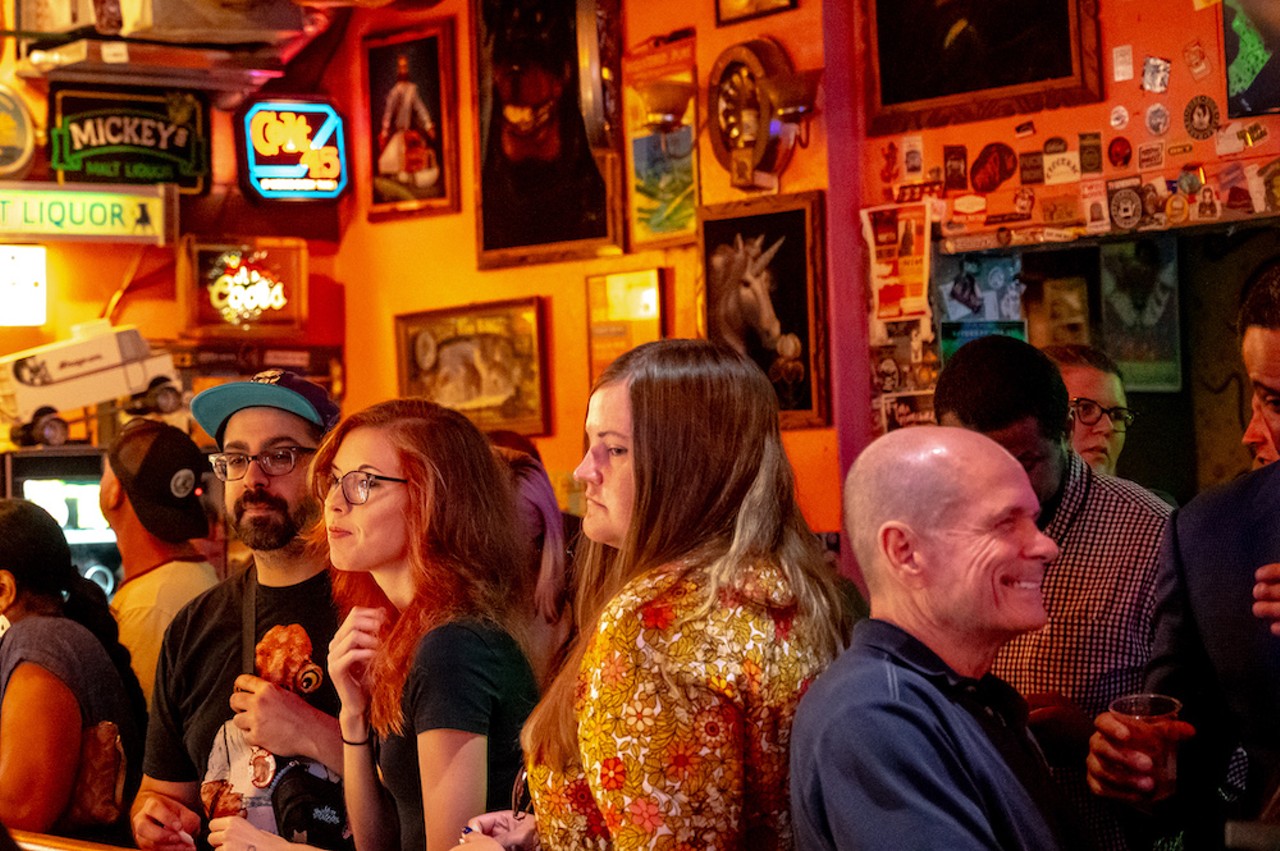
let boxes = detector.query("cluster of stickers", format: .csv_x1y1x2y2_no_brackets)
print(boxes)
877,36,1278,253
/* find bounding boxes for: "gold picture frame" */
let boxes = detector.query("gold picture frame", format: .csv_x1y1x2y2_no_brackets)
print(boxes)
395,297,549,435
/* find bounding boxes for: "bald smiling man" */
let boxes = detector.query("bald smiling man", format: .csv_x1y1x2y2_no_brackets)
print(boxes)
791,426,1080,850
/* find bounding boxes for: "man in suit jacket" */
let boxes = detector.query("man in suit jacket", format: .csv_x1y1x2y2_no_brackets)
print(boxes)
1088,257,1280,847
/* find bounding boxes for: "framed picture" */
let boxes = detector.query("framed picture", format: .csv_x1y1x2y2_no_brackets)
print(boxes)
586,268,666,384
716,0,797,26
699,190,828,428
1100,236,1181,392
865,0,1102,135
394,298,549,435
471,0,624,268
622,37,699,249
364,19,460,218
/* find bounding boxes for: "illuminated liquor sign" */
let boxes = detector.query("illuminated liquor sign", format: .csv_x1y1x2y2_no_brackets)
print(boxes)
48,87,209,194
0,181,175,244
240,100,349,201
184,238,308,336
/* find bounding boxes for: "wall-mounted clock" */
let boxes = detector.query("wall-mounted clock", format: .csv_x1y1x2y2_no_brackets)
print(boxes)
707,37,795,187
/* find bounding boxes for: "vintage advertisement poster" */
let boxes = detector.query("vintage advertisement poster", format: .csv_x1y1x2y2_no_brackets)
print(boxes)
860,201,932,344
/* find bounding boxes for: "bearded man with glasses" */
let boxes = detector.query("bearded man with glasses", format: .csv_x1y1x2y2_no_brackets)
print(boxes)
132,369,353,851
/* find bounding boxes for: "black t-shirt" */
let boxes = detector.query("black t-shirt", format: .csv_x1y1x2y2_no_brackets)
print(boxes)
377,621,538,851
144,566,341,790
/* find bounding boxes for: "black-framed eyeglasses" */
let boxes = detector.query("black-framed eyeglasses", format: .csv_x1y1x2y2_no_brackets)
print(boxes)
210,446,316,481
329,470,409,505
1070,397,1137,432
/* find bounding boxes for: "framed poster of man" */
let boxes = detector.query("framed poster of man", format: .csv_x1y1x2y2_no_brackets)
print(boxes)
364,19,460,218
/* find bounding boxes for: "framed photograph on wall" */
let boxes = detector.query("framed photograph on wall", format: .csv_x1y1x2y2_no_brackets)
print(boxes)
364,19,460,218
471,0,624,268
699,190,828,428
395,298,549,435
586,268,666,384
716,0,797,26
865,0,1102,135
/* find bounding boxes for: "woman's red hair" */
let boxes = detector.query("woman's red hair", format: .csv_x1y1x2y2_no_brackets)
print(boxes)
310,399,531,735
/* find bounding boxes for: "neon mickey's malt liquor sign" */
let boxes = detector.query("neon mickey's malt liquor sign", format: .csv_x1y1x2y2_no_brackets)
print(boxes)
240,100,349,201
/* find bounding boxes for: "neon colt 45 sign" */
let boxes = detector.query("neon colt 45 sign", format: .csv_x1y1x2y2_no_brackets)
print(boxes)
240,100,349,201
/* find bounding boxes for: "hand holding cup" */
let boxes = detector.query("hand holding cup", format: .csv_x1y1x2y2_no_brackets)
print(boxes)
1087,693,1194,805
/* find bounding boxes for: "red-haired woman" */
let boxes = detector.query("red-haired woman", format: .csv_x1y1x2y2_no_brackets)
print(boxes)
327,400,538,851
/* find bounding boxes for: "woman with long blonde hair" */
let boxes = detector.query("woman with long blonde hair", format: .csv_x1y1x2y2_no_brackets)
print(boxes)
464,339,848,850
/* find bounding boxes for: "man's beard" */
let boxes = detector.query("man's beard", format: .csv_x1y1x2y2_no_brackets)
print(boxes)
233,488,316,552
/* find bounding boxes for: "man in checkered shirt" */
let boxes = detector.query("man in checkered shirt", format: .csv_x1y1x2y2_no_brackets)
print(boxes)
935,334,1171,851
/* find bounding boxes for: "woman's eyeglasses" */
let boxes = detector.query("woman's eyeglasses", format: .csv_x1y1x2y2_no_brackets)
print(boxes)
328,470,409,505
1070,397,1137,432
511,766,533,820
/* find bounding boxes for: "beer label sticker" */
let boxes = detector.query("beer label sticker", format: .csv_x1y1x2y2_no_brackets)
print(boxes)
1142,56,1172,93
1184,95,1220,141
1138,141,1166,170
1114,45,1134,82
1108,137,1133,168
1108,179,1143,230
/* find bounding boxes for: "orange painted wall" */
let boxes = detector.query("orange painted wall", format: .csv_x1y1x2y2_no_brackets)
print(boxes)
325,0,841,530
0,1,838,529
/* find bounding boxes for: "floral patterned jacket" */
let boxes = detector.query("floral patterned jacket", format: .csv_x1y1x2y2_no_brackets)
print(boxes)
529,560,831,850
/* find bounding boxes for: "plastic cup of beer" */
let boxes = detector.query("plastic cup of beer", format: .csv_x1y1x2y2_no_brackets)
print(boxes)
1109,693,1181,799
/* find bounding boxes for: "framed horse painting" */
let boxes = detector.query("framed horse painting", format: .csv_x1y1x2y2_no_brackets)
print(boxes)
698,190,828,428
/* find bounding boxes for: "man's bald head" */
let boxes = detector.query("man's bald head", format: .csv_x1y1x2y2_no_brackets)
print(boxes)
844,426,1026,592
844,425,1056,677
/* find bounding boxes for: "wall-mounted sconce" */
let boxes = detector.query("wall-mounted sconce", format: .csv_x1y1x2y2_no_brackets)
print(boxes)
637,79,696,135
759,67,823,147
635,78,697,160
708,38,816,191
0,245,47,326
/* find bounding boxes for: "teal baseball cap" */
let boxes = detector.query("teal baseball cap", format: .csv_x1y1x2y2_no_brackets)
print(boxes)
191,368,340,447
